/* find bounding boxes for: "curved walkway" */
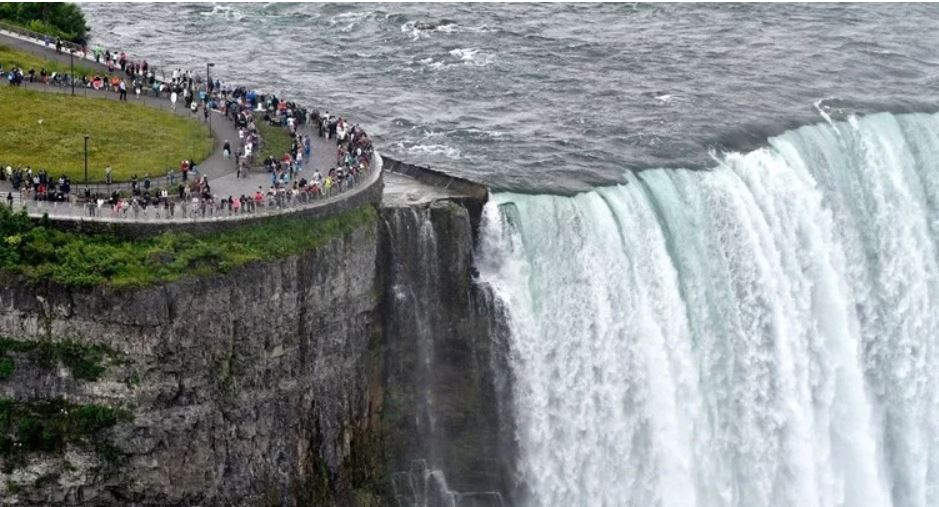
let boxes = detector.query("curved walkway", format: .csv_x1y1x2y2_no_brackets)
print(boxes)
1,31,377,223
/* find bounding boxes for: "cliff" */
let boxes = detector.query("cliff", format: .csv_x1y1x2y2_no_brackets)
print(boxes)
0,220,386,505
0,184,512,505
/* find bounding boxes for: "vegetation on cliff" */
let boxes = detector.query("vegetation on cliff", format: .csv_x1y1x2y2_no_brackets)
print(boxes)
0,338,115,381
0,205,377,287
0,398,130,468
0,84,212,182
0,3,89,43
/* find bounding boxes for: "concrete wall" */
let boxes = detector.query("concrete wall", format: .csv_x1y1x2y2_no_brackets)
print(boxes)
382,156,489,202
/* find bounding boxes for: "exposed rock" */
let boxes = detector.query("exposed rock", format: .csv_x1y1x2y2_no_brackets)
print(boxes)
0,193,512,505
0,223,385,505
378,200,515,504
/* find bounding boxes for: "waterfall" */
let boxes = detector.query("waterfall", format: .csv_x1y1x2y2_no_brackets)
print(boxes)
476,112,939,507
381,203,512,506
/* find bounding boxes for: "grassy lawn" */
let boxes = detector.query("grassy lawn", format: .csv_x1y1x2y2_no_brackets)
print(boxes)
256,120,293,163
0,44,95,77
0,205,377,287
0,85,212,182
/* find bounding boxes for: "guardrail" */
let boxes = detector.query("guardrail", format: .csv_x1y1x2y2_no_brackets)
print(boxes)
8,154,382,225
0,20,84,53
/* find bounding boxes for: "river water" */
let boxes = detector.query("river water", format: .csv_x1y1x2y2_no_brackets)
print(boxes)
84,4,939,506
84,3,939,193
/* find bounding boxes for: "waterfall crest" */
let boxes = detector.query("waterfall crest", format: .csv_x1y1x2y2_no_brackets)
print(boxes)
477,112,939,507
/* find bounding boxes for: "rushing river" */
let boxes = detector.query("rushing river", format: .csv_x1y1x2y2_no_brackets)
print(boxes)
477,111,939,506
84,4,939,506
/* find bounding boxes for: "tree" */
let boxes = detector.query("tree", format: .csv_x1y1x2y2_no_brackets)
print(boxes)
0,3,89,43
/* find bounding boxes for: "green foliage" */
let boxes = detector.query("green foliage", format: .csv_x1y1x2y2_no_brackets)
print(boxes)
0,83,212,183
0,357,12,380
0,338,114,381
0,398,130,461
0,205,377,287
0,3,89,43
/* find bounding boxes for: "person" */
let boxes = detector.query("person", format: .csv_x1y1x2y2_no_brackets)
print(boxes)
170,91,178,111
223,140,231,158
105,165,113,185
118,79,127,101
6,192,12,208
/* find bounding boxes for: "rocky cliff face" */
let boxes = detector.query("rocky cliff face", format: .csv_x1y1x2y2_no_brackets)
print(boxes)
0,196,511,506
0,222,386,505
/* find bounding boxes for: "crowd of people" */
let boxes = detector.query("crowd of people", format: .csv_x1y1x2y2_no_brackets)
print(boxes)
2,35,378,220
0,166,72,202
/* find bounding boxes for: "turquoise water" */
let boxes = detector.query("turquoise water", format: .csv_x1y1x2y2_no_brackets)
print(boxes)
478,112,939,506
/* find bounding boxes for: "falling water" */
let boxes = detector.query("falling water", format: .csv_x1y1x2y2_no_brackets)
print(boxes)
476,112,939,507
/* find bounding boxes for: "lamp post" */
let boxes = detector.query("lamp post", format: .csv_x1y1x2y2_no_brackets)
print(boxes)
69,49,75,96
206,62,215,135
83,135,89,184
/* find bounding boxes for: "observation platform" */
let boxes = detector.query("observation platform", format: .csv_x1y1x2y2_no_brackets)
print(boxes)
0,27,488,236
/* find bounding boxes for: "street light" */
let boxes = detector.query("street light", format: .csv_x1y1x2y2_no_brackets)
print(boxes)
83,135,89,184
69,49,74,96
206,62,215,135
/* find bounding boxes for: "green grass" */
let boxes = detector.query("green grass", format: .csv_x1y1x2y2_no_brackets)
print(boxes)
0,205,377,288
256,120,294,163
0,84,212,183
0,44,95,78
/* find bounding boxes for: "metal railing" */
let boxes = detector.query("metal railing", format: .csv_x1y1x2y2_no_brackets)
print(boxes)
7,154,382,224
0,20,84,53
